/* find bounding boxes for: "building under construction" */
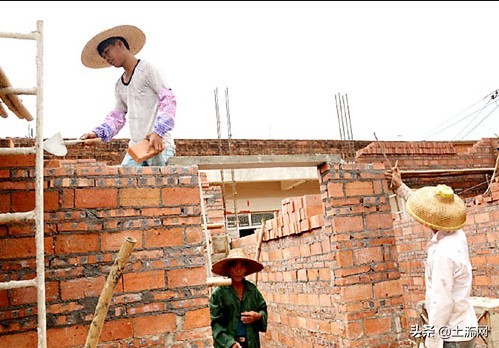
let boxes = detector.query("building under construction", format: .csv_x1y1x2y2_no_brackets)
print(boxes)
1,21,498,348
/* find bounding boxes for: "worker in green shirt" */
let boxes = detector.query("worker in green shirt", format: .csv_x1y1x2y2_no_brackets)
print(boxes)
209,248,268,348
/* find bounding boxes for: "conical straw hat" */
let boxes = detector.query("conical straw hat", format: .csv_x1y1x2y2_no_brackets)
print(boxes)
81,25,146,69
211,248,263,277
406,184,467,231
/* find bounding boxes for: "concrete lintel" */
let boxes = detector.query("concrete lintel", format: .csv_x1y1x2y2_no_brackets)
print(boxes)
203,167,319,183
168,154,342,170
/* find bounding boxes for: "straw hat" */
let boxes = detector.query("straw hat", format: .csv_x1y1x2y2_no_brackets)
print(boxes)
406,184,467,231
211,248,264,277
81,25,146,69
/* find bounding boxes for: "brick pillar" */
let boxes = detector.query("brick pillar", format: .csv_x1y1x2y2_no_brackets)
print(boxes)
320,162,405,348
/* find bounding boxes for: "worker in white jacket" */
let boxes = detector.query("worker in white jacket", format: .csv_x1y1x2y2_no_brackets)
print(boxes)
385,166,478,348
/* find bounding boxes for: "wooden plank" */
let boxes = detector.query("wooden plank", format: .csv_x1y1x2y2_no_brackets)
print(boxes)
0,101,7,118
0,67,33,121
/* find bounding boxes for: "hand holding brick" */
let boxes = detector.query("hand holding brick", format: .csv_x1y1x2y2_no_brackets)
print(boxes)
126,139,161,163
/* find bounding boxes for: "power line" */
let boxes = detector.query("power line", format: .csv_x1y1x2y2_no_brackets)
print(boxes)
459,100,499,139
424,89,499,140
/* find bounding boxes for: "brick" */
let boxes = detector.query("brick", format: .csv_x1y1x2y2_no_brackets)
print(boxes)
342,284,373,301
60,189,74,208
327,182,344,197
60,276,106,300
184,307,210,330
44,190,59,211
309,214,324,229
144,227,184,248
75,188,118,208
100,318,133,342
167,267,205,288
344,181,373,196
55,234,99,254
374,279,403,298
126,139,160,163
11,191,35,212
0,154,35,167
120,187,160,207
332,215,364,233
0,331,38,348
0,193,10,213
0,237,36,259
123,270,165,292
133,313,176,336
101,230,142,252
345,320,363,338
365,212,393,230
337,250,353,267
46,325,87,348
354,247,383,264
364,317,392,335
162,187,200,206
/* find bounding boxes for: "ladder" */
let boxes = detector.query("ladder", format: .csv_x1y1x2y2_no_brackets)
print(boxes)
0,20,47,348
214,87,239,241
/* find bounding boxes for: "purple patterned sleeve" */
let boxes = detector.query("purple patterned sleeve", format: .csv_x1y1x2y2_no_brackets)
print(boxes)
92,109,126,142
153,88,176,137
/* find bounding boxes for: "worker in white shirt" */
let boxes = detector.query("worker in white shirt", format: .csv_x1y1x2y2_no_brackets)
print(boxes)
385,166,478,348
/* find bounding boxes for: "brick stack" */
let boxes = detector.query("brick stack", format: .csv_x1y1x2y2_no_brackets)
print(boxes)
264,194,325,240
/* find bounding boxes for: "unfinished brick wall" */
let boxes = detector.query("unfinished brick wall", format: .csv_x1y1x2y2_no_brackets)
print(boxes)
356,138,499,197
233,162,407,348
0,155,212,348
231,162,498,348
1,138,497,347
7,138,373,166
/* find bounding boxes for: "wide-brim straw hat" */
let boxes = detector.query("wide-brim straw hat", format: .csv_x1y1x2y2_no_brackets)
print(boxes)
81,25,146,69
211,248,264,277
406,184,467,231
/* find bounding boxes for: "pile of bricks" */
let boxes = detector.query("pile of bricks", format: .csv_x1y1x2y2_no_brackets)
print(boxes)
264,194,324,240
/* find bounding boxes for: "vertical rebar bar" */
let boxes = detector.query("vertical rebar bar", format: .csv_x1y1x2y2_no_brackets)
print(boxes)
225,87,239,236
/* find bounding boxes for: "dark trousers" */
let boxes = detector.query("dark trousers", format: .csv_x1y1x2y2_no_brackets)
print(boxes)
443,337,476,348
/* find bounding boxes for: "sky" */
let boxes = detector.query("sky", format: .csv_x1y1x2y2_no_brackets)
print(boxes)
1,1,499,142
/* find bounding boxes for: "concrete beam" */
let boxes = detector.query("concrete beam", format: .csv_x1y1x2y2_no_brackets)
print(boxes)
203,167,319,183
168,154,342,170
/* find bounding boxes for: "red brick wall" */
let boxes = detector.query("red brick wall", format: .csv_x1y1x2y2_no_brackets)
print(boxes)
233,163,407,348
232,162,498,348
356,138,499,197
0,155,212,347
5,138,372,166
1,138,497,347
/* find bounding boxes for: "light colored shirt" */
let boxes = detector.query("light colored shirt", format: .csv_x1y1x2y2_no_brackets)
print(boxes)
93,60,176,150
396,184,478,348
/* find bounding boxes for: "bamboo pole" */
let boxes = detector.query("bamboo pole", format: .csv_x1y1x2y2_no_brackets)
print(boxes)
254,219,266,286
84,237,137,348
485,153,499,194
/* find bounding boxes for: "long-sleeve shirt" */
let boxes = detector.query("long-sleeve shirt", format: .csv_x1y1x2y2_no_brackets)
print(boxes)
93,59,176,150
210,279,268,348
396,184,478,348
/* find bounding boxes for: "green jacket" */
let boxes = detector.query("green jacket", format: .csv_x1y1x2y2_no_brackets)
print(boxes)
209,279,268,348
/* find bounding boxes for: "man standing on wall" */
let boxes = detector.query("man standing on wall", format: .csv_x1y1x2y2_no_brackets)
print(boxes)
79,25,176,166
